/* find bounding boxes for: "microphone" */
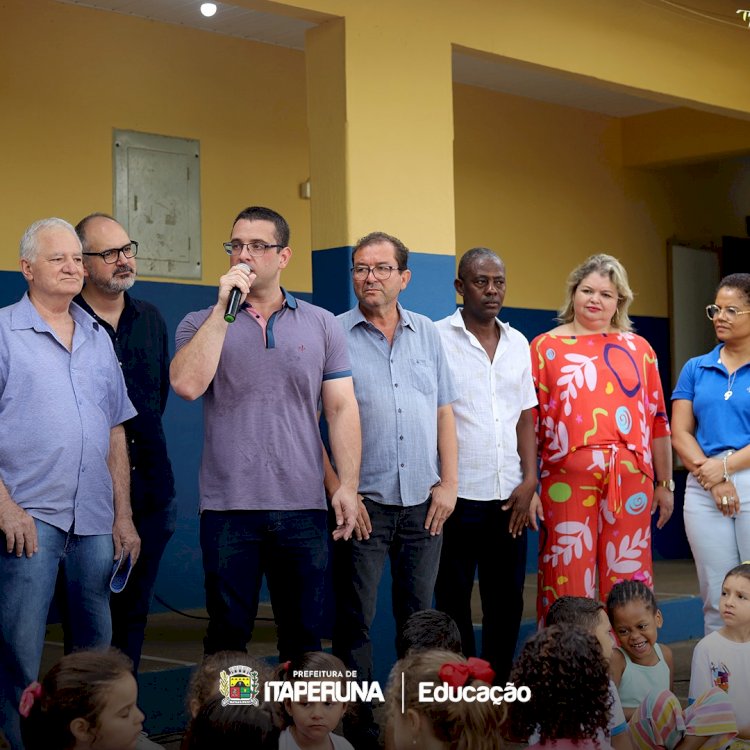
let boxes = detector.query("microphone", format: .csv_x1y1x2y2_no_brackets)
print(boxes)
224,263,252,323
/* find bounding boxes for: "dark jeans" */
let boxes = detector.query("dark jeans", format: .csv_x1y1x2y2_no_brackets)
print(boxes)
332,497,442,682
110,501,176,673
434,497,527,685
200,509,328,661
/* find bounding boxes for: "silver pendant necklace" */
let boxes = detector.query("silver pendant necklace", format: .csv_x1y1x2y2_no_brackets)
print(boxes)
725,368,738,400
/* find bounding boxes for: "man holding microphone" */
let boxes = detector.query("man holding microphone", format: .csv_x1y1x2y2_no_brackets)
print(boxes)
170,206,360,661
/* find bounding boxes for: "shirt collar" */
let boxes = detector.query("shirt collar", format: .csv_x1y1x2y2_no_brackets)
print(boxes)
11,292,101,337
74,289,134,324
281,287,298,309
243,287,297,313
346,301,413,331
449,306,507,335
696,344,730,372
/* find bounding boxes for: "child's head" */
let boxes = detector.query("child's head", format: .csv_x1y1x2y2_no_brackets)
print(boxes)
180,695,278,748
508,626,610,743
386,649,505,750
721,562,750,627
606,579,662,662
546,595,614,660
20,649,143,750
276,652,349,743
187,651,267,718
397,609,463,659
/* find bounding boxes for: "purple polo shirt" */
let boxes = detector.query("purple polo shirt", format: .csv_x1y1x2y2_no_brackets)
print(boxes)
175,290,351,512
0,294,137,535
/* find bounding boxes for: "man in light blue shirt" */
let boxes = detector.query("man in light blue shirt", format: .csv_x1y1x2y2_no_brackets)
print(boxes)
327,231,457,748
0,218,138,749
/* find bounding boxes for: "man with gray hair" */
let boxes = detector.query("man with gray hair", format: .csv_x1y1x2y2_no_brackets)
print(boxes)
0,218,138,748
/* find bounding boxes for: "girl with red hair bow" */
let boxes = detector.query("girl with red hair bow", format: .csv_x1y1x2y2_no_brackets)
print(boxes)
386,650,505,750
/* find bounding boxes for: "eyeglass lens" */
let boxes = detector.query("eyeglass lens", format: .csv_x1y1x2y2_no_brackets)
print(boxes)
707,305,738,321
352,266,395,280
103,244,137,263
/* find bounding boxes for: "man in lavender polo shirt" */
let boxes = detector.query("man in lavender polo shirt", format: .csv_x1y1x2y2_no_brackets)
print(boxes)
0,218,139,749
171,206,360,661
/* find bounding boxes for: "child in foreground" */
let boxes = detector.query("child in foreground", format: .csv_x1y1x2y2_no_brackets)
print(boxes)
180,695,279,748
509,626,610,750
185,650,268,718
386,649,505,750
690,562,750,744
607,579,674,719
181,651,277,747
545,595,628,750
275,652,354,750
20,649,144,750
608,579,736,750
396,609,462,659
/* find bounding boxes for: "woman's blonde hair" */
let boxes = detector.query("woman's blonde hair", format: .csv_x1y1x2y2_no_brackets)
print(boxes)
557,253,634,332
386,650,506,750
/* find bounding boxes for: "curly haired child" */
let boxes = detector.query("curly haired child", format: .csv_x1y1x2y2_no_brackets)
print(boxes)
508,626,610,750
545,595,628,750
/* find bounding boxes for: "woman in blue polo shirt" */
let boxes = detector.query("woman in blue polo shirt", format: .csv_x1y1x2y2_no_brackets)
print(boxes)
672,272,750,634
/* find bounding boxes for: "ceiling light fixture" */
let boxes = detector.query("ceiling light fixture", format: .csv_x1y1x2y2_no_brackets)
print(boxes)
200,3,217,17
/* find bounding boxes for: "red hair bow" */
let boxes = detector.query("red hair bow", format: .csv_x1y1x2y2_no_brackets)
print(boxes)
438,657,495,687
19,681,42,718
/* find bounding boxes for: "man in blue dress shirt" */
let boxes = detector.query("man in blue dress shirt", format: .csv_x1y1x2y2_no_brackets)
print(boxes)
327,231,458,748
0,217,138,748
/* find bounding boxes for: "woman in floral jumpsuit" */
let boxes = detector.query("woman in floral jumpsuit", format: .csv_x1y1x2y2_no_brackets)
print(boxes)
531,254,673,623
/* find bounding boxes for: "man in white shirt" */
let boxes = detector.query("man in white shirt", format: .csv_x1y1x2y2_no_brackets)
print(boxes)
434,247,540,684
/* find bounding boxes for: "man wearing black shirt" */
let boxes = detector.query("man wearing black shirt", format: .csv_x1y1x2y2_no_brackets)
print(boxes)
74,213,176,672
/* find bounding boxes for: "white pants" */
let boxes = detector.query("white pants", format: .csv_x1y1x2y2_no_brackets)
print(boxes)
683,465,750,634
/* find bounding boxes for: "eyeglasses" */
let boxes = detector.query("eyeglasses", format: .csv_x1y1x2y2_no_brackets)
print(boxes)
705,304,750,322
82,242,138,264
351,265,401,281
223,241,284,257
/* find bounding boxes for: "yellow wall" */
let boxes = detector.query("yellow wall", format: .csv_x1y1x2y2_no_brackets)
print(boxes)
0,0,313,292
278,0,750,116
3,0,750,305
624,109,750,167
453,84,677,316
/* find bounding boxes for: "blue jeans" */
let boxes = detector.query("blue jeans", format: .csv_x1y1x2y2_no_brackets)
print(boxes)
0,519,112,750
434,497,527,684
200,509,328,661
332,498,443,682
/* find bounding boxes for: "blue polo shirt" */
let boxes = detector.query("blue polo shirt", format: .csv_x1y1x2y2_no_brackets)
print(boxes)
672,344,750,456
0,294,137,535
175,290,352,512
338,303,457,507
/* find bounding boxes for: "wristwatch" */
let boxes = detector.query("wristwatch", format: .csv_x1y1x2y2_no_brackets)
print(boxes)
656,479,675,492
